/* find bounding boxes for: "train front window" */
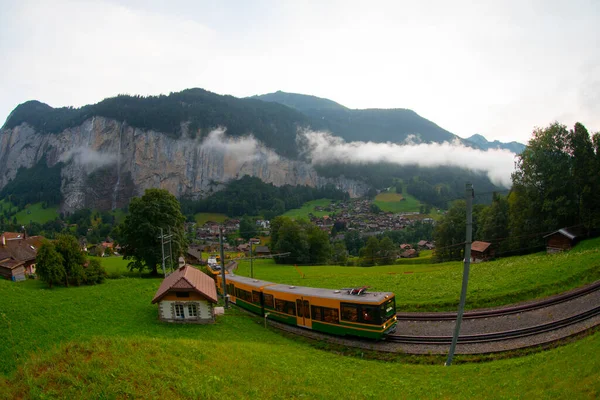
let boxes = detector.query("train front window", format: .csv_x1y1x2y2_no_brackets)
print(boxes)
380,297,396,321
359,305,380,325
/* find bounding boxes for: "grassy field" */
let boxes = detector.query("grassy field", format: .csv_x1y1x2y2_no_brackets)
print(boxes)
0,199,18,214
374,186,421,213
236,237,600,312
13,202,60,224
0,277,599,398
194,212,228,225
282,198,333,219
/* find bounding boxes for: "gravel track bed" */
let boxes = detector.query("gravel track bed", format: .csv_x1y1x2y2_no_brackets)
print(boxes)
396,289,600,336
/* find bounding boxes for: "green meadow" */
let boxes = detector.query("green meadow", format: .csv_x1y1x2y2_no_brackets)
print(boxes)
11,202,60,224
282,198,333,219
0,277,599,399
374,186,421,213
236,237,600,312
194,212,229,225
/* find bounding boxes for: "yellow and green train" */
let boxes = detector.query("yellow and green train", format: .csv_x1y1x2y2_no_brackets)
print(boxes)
216,274,397,340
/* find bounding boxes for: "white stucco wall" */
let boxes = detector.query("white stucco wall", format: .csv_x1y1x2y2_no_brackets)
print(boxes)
159,300,213,321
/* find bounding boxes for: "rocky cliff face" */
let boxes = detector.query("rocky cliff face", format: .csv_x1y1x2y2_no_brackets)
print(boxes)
0,117,367,213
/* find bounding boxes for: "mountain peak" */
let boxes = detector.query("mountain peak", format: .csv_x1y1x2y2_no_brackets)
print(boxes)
252,91,348,112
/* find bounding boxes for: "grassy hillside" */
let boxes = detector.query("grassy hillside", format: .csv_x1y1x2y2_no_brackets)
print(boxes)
374,186,421,213
194,212,228,225
236,237,600,311
0,278,599,398
14,202,60,224
282,198,333,219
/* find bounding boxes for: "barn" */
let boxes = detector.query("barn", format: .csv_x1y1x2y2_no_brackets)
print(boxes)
543,228,582,253
470,241,494,263
151,265,218,323
0,233,43,281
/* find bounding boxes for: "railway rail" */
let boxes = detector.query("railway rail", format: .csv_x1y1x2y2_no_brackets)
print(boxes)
388,305,600,345
396,280,600,321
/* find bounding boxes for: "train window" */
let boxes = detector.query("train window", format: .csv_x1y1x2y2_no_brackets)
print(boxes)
275,299,296,316
252,291,261,305
263,293,275,308
341,304,358,322
311,306,322,321
236,288,252,302
359,305,380,325
303,300,310,318
296,300,303,317
323,307,339,324
228,283,234,295
311,306,339,324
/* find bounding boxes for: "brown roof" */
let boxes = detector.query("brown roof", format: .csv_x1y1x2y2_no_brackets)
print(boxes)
0,258,25,269
471,241,492,252
151,265,217,304
0,238,39,263
2,232,24,240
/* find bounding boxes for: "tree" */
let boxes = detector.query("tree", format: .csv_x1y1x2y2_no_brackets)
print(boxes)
36,241,65,288
370,203,382,214
83,258,107,285
359,237,380,266
378,237,397,265
344,230,365,257
306,223,331,265
476,193,509,253
239,215,258,241
54,234,86,286
119,189,188,275
331,241,348,265
433,200,467,262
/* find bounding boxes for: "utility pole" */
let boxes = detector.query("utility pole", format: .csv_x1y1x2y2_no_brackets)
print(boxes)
250,242,254,279
445,183,474,366
219,226,229,308
168,227,174,273
159,228,167,278
159,228,173,278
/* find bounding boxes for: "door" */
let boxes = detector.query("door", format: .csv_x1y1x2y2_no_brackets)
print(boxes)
295,298,312,329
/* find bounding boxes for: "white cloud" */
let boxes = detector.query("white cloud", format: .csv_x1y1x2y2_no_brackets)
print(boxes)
60,147,117,172
298,130,516,188
199,129,279,164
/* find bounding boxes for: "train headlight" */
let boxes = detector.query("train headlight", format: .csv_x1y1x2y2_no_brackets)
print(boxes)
394,316,397,321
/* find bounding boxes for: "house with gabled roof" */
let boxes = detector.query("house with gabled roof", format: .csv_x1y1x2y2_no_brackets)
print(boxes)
470,241,494,263
151,265,218,323
543,228,583,253
0,232,45,281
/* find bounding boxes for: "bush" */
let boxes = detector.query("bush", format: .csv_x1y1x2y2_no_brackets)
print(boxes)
84,259,107,285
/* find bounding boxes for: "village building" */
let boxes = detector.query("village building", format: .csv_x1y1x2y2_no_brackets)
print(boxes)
185,247,204,265
470,241,494,263
543,228,582,253
151,265,218,324
253,245,271,257
0,232,44,281
400,248,418,258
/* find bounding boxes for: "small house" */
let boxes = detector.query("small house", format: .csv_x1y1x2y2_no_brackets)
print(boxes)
471,241,493,263
400,244,412,250
417,240,433,249
0,232,44,280
185,247,203,265
254,245,271,257
400,249,418,258
543,228,582,253
151,265,218,324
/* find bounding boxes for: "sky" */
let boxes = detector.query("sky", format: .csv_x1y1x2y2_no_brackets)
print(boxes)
0,0,598,144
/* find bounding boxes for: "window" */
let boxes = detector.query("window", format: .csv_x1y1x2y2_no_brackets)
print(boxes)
296,299,303,317
359,305,379,325
275,299,296,316
235,287,252,302
311,306,339,324
252,291,261,305
341,304,358,322
174,304,184,318
176,292,190,298
188,304,198,317
263,293,274,308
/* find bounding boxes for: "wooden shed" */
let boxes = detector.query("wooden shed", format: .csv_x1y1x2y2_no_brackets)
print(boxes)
543,228,582,253
152,265,218,323
470,241,494,263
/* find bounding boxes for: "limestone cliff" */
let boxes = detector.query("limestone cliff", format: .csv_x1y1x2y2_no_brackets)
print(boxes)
0,117,368,212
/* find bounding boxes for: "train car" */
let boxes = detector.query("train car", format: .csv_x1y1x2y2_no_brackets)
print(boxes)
216,274,397,340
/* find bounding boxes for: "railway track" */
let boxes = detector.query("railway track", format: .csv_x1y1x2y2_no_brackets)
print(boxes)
396,280,600,321
388,305,600,345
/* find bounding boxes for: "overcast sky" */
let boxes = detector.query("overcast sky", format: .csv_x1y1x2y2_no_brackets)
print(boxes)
1,0,598,143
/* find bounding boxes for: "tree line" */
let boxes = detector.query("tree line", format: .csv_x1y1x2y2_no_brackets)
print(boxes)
434,122,600,261
180,176,349,220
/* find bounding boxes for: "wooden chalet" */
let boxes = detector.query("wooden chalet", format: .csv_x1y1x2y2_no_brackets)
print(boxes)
151,265,218,323
400,248,418,258
470,241,493,263
254,245,271,257
0,233,44,281
185,247,204,265
543,228,582,253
